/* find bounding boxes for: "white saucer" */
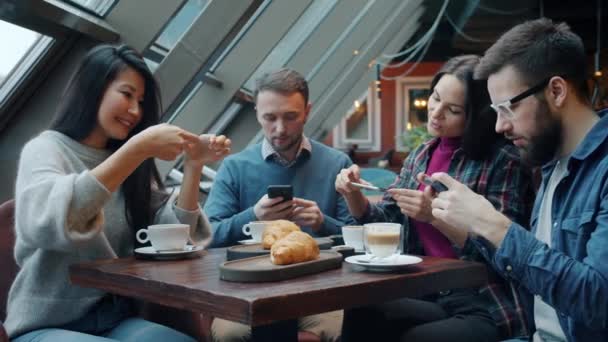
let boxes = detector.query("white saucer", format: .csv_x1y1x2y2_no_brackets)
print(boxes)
134,245,204,260
237,239,261,245
345,254,422,272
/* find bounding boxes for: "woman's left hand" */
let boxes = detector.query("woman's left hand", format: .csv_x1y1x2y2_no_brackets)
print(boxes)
387,173,434,222
388,188,434,222
184,134,231,167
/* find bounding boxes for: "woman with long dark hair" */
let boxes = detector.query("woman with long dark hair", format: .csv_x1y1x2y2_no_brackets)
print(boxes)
5,44,230,342
336,55,535,341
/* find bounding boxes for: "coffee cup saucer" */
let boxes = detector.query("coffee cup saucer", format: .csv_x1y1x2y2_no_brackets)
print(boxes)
345,254,422,272
134,245,204,260
237,239,261,245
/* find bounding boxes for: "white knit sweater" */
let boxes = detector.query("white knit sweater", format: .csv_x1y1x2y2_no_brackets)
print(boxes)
5,130,212,338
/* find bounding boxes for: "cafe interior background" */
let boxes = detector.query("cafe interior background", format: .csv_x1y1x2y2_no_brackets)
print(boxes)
0,0,606,204
0,0,607,330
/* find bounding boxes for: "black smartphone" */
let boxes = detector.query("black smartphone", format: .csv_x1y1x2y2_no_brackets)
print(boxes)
430,181,448,193
422,176,448,193
267,185,293,203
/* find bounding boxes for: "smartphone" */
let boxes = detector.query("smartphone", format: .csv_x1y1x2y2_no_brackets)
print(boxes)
267,185,293,203
422,176,448,193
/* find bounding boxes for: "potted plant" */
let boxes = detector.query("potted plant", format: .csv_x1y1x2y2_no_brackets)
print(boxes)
400,125,432,152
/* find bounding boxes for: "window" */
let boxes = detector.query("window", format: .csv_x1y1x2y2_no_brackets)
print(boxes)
143,0,210,69
242,0,339,92
333,84,381,151
0,20,54,109
395,77,432,152
59,0,117,17
159,0,266,123
407,88,431,127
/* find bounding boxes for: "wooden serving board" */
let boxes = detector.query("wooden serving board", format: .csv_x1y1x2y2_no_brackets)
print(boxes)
220,251,343,282
226,237,333,261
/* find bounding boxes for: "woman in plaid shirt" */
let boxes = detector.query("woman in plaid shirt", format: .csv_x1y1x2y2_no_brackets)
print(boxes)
336,55,535,342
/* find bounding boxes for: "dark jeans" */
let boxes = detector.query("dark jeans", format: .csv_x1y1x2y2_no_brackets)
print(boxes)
341,289,499,342
251,320,298,342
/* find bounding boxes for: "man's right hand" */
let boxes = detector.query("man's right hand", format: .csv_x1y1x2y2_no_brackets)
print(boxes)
335,164,368,196
253,194,295,221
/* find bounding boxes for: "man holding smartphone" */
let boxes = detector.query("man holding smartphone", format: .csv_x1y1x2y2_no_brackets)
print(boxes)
429,19,608,341
205,68,355,247
204,68,355,341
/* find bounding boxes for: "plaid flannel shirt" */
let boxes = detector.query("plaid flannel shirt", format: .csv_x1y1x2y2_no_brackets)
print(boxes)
357,137,535,339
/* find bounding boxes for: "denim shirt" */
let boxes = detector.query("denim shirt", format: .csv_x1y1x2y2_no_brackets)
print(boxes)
475,111,608,341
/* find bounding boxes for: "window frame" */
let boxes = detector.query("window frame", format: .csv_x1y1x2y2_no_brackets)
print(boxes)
0,30,54,111
333,85,381,151
58,0,118,18
395,76,433,152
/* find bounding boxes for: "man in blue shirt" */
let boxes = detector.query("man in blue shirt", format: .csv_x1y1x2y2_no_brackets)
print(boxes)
205,68,354,341
427,19,608,341
205,68,355,247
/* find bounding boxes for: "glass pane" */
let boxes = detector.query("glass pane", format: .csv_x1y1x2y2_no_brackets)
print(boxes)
157,0,209,50
401,88,432,152
407,88,430,129
220,100,258,154
242,0,338,91
143,0,209,66
0,20,53,105
60,0,117,16
345,98,369,140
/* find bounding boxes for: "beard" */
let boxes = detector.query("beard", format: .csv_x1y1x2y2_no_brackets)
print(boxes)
520,102,562,166
271,134,302,153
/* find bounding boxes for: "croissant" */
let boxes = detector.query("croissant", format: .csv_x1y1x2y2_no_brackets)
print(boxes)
262,220,301,249
271,231,320,265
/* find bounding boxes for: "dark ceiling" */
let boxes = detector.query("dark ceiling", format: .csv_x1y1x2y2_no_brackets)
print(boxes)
400,0,607,65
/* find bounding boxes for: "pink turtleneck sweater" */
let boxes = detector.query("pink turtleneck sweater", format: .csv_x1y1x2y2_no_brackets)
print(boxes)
412,137,461,258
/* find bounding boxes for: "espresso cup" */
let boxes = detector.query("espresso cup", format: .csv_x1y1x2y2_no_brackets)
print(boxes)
363,222,402,260
341,225,364,251
136,223,190,251
242,221,268,242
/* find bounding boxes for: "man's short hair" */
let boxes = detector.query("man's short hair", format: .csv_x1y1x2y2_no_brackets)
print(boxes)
475,18,589,102
254,68,309,104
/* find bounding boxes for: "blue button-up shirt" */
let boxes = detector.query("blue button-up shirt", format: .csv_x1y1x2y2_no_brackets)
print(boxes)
476,110,608,341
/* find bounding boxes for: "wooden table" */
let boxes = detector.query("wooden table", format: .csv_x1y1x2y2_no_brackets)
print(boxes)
70,248,488,327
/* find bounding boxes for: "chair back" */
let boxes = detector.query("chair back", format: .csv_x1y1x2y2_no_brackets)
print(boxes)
0,199,17,322
359,168,398,195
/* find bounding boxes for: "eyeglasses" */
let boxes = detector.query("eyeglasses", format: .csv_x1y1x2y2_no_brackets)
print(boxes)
490,77,551,120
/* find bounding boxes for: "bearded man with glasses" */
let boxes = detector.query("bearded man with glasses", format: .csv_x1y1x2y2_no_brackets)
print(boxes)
425,18,608,342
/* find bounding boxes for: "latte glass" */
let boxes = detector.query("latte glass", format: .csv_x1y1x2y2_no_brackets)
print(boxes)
363,223,402,261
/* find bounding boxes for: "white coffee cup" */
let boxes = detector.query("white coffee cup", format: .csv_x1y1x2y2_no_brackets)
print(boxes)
363,222,402,259
242,221,268,242
136,223,190,251
341,225,364,251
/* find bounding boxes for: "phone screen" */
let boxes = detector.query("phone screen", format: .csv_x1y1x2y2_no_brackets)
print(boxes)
267,185,293,202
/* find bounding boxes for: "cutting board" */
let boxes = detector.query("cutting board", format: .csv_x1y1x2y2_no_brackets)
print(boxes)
220,251,343,282
226,237,333,261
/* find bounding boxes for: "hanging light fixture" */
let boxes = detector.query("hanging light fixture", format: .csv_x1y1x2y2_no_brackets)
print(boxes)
375,63,382,99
